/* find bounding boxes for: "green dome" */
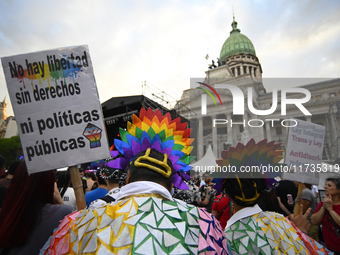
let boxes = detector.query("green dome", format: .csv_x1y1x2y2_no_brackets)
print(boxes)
220,18,256,61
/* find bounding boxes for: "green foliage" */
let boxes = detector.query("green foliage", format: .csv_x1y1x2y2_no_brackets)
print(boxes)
0,136,21,167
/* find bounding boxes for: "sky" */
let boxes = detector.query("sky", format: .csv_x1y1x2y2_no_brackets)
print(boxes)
1,0,340,117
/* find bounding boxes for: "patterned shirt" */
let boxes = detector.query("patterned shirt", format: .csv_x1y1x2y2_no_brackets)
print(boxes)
41,182,230,254
225,204,333,255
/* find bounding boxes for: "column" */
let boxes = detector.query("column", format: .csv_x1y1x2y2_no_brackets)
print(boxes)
198,117,204,159
241,64,244,75
330,110,338,159
227,113,233,146
232,122,238,145
265,121,272,141
212,115,218,157
244,112,249,132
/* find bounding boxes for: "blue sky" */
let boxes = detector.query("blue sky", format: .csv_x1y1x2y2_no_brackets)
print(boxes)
1,0,339,116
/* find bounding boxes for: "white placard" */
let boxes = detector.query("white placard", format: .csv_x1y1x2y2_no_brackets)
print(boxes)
283,119,325,185
1,45,110,173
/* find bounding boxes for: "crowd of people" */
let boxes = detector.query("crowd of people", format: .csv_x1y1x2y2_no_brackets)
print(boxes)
0,108,339,254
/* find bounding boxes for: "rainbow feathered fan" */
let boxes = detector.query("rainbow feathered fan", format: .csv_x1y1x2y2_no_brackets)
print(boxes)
106,107,195,189
213,138,284,194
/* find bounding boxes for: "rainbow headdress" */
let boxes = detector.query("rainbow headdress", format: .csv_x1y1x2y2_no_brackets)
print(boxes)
213,138,284,194
106,107,195,189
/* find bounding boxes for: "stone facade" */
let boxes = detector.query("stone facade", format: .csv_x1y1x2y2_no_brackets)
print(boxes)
174,19,340,164
0,97,18,138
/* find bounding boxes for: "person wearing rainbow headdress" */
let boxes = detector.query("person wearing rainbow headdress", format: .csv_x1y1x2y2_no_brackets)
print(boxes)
213,138,334,254
40,108,229,254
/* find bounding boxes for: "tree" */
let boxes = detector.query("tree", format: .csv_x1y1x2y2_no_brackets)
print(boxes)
0,136,21,167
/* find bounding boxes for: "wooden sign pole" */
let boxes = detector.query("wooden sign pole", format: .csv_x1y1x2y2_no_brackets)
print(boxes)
69,165,86,210
293,183,303,216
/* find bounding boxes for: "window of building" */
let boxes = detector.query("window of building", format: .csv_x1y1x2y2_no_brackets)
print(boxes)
248,67,252,76
243,66,247,74
315,95,322,100
253,68,256,77
239,125,244,133
329,92,336,98
231,68,235,76
237,67,241,76
217,127,227,134
276,127,282,135
322,146,328,159
203,129,211,136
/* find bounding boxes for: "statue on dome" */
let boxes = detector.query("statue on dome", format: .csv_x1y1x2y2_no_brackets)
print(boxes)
208,60,217,69
217,58,222,67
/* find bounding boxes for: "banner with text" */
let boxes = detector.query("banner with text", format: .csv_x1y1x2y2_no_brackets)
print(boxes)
283,119,325,185
1,45,111,174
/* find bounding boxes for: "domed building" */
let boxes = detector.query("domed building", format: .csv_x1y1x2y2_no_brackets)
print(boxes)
174,17,340,164
175,17,266,159
218,16,261,80
220,17,256,59
202,16,264,87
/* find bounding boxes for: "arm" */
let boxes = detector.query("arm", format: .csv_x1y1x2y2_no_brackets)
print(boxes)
197,187,215,207
211,198,220,219
277,196,291,216
53,182,64,204
328,209,340,226
301,199,311,214
311,202,326,225
323,195,340,226
211,210,219,219
198,195,212,206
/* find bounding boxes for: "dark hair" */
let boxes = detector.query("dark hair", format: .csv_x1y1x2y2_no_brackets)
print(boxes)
129,149,173,191
96,169,107,186
86,172,97,181
107,175,119,184
56,169,71,198
0,155,6,170
305,183,312,190
0,161,55,247
326,177,340,190
223,173,267,207
7,160,21,175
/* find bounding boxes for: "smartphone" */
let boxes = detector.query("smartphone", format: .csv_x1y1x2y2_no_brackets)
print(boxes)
287,194,294,205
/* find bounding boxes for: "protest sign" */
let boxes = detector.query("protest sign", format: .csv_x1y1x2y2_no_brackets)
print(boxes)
1,45,111,174
283,119,325,185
